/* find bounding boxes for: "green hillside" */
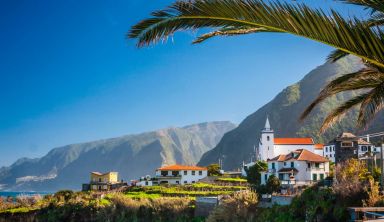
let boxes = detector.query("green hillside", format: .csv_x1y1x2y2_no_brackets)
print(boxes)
0,121,235,191
199,56,383,170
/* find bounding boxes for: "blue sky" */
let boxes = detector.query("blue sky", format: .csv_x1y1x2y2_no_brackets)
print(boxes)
0,1,363,166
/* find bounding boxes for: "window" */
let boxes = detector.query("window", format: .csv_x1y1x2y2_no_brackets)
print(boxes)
333,147,335,151
272,163,275,169
315,163,319,168
267,136,270,141
361,146,368,152
172,171,179,176
99,178,102,182
279,174,284,180
184,171,187,175
326,147,328,152
199,171,202,176
176,181,179,184
184,181,187,184
320,174,324,180
161,171,168,176
312,174,317,181
192,171,195,175
264,174,268,181
307,163,311,168
290,162,294,168
192,181,195,183
341,142,353,147
330,154,332,158
145,181,148,186
284,162,286,166
104,178,107,183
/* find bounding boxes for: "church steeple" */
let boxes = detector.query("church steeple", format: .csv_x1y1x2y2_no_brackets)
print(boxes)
262,116,273,132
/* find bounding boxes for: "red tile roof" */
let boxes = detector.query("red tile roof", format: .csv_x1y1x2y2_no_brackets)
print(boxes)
314,144,324,150
274,138,314,145
157,164,207,171
269,149,328,163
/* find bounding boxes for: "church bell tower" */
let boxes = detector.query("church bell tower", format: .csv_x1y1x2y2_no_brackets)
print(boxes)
259,116,275,161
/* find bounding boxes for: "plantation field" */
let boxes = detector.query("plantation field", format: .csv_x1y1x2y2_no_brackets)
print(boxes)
124,183,248,199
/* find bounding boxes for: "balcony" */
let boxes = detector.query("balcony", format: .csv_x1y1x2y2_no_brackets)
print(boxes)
306,167,324,171
156,175,182,179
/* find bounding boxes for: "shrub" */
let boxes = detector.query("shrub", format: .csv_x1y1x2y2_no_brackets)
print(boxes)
206,190,258,222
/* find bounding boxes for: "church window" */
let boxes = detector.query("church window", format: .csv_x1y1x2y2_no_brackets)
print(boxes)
267,136,270,141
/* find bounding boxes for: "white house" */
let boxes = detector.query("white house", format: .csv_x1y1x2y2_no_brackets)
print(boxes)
258,117,316,161
261,149,330,186
153,164,208,185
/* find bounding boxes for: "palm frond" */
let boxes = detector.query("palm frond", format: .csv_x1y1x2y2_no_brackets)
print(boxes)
320,93,369,132
327,49,350,62
368,12,384,27
357,82,384,127
128,0,384,68
300,67,384,121
338,0,384,14
192,26,276,44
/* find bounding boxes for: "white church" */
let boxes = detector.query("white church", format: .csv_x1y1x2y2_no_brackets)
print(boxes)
257,117,317,161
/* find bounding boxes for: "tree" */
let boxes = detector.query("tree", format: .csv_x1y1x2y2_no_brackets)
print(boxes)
129,0,384,132
266,175,280,193
207,163,221,176
246,161,267,185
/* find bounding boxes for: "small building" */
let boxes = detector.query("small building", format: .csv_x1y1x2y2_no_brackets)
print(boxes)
261,149,329,186
154,164,208,185
82,171,127,191
323,132,375,163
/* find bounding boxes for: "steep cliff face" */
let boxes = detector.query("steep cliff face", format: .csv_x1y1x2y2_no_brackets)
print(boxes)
198,56,383,170
0,121,236,191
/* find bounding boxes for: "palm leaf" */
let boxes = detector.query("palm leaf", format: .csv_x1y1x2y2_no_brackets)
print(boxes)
357,81,384,127
128,0,384,68
300,67,384,121
320,93,370,132
327,49,350,62
192,26,276,44
338,0,384,14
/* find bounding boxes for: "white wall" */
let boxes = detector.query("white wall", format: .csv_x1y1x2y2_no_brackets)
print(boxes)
155,169,207,185
273,144,314,157
261,160,329,185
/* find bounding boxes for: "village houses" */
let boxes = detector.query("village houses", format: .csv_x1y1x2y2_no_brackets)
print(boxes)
261,149,330,186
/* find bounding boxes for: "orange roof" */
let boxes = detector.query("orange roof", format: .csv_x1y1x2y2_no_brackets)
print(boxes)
269,149,328,163
314,144,324,150
157,164,207,171
274,138,314,145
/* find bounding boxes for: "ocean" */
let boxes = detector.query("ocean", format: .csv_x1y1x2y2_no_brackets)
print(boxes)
0,191,52,198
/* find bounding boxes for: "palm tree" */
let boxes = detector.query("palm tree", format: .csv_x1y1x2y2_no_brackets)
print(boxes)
128,0,384,132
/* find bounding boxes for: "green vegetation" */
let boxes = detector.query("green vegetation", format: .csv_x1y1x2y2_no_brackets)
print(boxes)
215,177,247,183
246,161,267,185
207,163,221,176
124,183,247,199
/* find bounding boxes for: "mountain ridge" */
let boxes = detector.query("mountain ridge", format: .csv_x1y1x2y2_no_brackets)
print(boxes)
0,121,236,191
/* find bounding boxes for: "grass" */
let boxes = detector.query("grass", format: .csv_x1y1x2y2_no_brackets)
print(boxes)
0,207,36,214
123,182,247,199
216,178,247,183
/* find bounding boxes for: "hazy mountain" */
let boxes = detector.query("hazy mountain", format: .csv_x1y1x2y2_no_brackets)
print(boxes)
198,56,384,170
0,121,236,191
